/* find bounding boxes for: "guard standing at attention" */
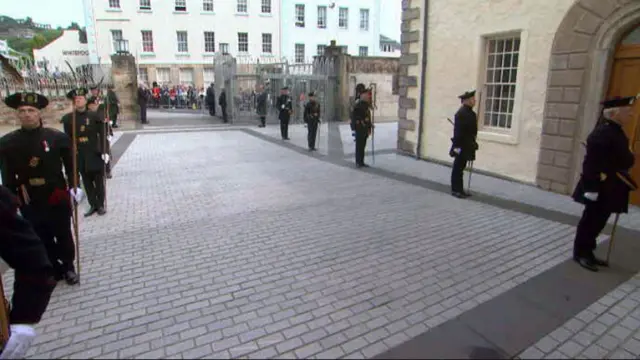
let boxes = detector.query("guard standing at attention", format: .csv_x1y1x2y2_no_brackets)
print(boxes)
449,90,479,198
351,87,373,168
572,96,638,272
87,95,113,179
0,92,82,284
105,85,120,128
61,88,108,217
277,86,293,140
0,184,58,358
304,91,321,151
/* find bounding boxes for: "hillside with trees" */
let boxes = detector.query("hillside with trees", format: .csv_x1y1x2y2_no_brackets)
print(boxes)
0,15,86,58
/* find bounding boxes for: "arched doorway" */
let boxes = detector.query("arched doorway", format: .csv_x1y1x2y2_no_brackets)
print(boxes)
607,25,640,205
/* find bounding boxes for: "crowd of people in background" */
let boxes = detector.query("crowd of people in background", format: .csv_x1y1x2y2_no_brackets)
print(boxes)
148,82,206,110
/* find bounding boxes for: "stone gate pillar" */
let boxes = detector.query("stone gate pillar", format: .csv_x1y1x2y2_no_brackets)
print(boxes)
323,41,350,122
110,54,138,127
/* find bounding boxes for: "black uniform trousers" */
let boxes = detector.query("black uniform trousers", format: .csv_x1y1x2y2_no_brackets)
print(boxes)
20,202,75,274
140,103,148,124
573,202,612,259
221,106,228,123
280,115,290,139
307,121,319,149
208,103,216,116
355,128,369,165
260,116,266,127
110,113,118,127
82,170,106,210
451,153,469,193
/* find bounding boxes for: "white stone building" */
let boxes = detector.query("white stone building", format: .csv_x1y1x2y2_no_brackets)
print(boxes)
32,30,90,73
83,0,282,87
379,34,400,57
280,0,382,61
397,0,640,205
82,0,387,87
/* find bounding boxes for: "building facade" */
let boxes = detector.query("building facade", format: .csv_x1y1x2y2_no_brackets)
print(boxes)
280,0,382,60
32,30,90,73
397,0,640,205
379,34,400,57
83,0,387,87
83,0,282,87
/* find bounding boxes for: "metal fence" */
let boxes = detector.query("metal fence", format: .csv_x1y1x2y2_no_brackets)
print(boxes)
0,60,113,101
213,54,338,124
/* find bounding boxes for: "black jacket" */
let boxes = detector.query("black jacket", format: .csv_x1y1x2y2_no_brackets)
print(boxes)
572,119,637,213
0,185,57,324
277,95,292,120
0,126,77,206
304,100,321,124
351,99,372,131
61,110,107,174
450,104,478,160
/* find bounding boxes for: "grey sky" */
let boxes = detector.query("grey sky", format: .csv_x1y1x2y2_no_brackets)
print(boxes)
2,0,401,40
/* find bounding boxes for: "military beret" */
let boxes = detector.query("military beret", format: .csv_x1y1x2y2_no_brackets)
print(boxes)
602,95,636,109
281,86,289,90
87,96,99,104
308,91,316,97
458,90,476,100
66,88,89,99
3,92,49,110
89,85,99,90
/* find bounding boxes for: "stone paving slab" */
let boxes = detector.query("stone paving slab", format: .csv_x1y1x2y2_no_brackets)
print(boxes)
519,273,640,359
0,130,601,359
251,123,331,155
339,123,398,157
372,153,640,232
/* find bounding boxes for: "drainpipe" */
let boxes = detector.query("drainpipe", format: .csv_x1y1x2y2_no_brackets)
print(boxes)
415,0,428,160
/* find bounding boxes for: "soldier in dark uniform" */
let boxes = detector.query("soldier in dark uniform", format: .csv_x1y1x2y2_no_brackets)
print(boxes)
276,87,293,140
105,85,120,128
572,96,638,272
256,85,268,128
449,90,479,198
0,185,58,358
304,91,321,151
218,89,228,123
0,92,82,285
351,83,366,142
61,88,108,217
351,87,373,168
87,96,113,179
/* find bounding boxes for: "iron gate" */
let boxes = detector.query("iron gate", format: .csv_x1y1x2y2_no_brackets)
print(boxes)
213,54,337,124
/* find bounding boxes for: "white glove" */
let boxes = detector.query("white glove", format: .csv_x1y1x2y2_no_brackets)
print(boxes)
0,324,37,359
69,188,84,203
102,154,110,164
281,105,285,109
453,148,461,155
584,192,598,201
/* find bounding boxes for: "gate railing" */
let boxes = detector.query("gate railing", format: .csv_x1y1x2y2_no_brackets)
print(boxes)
213,54,338,123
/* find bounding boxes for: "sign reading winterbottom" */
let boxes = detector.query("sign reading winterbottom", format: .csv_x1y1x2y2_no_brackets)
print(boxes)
62,50,89,56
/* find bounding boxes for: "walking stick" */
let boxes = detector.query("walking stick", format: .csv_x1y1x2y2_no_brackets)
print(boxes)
103,99,109,211
369,83,377,165
71,109,81,280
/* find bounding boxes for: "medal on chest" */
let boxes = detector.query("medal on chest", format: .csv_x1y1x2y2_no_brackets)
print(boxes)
29,156,40,168
85,118,89,126
42,140,50,152
80,125,86,133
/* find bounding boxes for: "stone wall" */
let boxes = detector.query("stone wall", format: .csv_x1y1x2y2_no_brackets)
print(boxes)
110,54,138,125
537,0,640,194
348,57,399,123
0,99,71,127
397,0,422,155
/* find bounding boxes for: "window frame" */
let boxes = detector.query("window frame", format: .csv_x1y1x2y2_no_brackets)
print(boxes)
204,31,216,53
176,31,189,53
141,30,154,52
338,7,348,29
237,0,248,13
262,33,272,54
203,0,214,12
295,4,305,28
359,9,369,31
294,43,305,63
358,46,368,57
317,6,327,29
109,0,120,8
238,32,249,53
139,0,151,10
175,0,187,11
261,0,271,14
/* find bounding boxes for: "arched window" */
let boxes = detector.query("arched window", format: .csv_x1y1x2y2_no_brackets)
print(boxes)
621,25,640,45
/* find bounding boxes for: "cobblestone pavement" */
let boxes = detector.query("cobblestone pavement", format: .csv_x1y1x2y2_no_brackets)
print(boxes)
519,273,640,359
372,153,640,232
12,129,605,359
